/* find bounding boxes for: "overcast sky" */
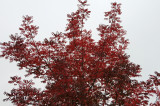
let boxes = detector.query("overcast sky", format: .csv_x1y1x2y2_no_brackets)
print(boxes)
0,0,160,105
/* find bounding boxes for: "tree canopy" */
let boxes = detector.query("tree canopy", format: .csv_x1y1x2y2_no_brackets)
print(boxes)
0,0,160,105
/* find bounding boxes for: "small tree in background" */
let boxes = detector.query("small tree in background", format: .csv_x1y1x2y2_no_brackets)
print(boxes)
0,0,160,105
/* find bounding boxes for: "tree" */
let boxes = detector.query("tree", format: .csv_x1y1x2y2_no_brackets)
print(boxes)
0,0,160,105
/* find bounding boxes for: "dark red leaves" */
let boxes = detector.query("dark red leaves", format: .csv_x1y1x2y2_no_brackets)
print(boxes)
19,15,39,39
0,0,160,105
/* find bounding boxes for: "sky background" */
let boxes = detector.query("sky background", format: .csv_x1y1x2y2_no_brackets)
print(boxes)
0,0,160,105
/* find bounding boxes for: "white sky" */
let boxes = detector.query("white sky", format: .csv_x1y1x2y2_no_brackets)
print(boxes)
0,0,160,105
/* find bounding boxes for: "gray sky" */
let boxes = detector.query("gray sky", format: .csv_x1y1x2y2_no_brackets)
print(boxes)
0,0,160,105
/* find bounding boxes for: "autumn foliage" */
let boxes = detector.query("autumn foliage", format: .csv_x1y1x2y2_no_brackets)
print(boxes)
0,0,160,105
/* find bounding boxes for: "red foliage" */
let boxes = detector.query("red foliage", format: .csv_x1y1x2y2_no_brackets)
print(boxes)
0,0,160,105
